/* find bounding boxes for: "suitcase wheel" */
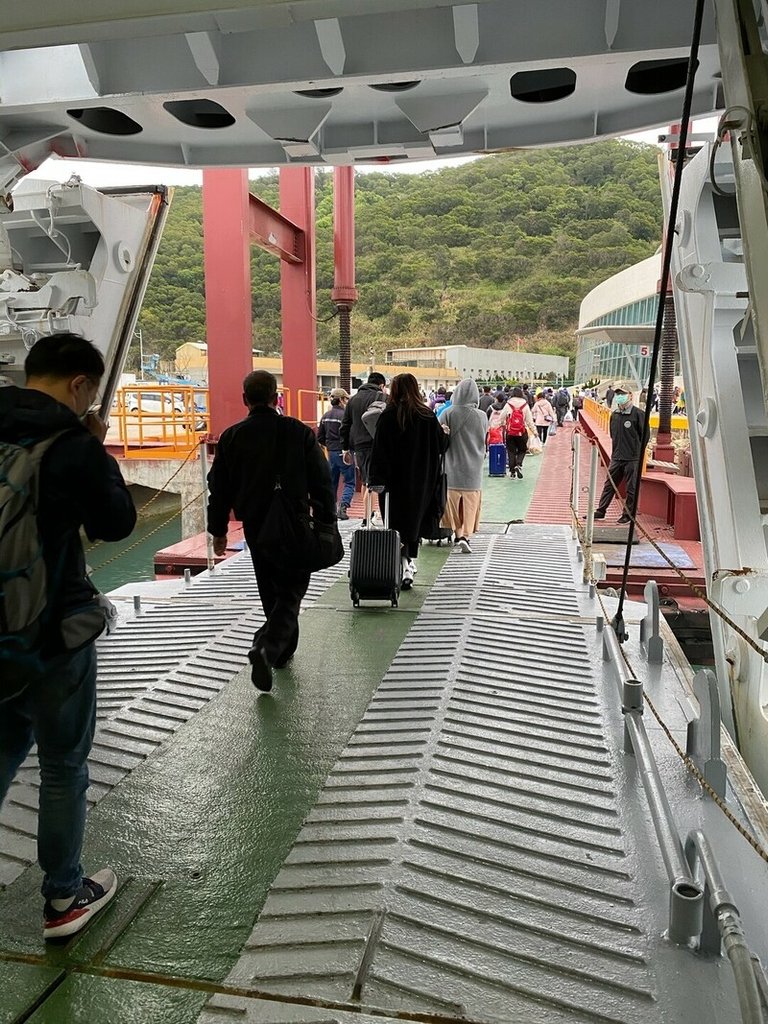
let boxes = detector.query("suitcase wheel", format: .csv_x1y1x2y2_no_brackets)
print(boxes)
352,590,360,608
391,591,399,608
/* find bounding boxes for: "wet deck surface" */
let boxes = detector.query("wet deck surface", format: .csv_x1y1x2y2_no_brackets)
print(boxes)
1,443,766,1023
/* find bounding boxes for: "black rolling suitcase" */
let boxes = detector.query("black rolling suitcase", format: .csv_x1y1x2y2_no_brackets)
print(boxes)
349,493,401,608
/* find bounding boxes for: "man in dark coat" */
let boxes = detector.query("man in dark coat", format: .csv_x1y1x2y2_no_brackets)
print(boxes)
478,385,495,414
593,383,645,523
207,370,336,692
340,371,386,524
0,332,136,940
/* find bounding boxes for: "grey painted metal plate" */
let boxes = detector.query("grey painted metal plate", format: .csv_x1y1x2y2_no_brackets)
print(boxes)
0,542,352,888
203,527,768,1024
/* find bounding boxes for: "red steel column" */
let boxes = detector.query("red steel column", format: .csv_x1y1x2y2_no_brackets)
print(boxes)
202,168,253,437
331,166,358,394
280,167,318,424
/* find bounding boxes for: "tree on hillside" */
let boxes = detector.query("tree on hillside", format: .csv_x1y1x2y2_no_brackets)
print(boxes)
138,140,662,368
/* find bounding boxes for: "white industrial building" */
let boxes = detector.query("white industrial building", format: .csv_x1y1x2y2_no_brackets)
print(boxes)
385,345,569,383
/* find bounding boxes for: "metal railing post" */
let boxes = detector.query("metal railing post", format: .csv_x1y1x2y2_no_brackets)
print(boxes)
571,430,581,539
583,444,599,584
200,441,215,573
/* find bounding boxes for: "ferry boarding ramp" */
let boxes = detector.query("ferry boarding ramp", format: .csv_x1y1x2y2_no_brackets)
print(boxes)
2,432,768,1024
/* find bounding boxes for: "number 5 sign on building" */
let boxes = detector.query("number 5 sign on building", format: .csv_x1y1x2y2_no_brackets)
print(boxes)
640,345,649,357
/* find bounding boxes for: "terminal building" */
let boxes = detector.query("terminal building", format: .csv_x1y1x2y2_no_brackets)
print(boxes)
174,342,459,392
574,252,681,387
385,344,569,383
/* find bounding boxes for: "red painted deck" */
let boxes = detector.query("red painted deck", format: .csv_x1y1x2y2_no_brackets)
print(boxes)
526,421,705,606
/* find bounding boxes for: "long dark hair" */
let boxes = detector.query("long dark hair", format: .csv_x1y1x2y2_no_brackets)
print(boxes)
388,373,432,430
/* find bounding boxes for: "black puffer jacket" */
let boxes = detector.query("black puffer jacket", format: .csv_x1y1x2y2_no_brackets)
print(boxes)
0,386,136,649
339,383,384,452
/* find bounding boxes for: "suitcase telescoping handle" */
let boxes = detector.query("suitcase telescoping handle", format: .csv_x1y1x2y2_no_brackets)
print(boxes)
365,488,389,529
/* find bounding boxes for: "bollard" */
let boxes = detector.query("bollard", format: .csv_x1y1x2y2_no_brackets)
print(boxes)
640,580,664,663
686,669,728,799
133,595,142,616
622,678,643,754
184,568,192,586
669,878,705,947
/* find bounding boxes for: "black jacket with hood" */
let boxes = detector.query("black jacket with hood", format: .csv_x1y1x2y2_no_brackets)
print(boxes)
0,386,136,654
207,405,336,539
339,383,384,452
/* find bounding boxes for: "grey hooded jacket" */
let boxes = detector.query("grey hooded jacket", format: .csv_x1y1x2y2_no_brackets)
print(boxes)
437,379,488,491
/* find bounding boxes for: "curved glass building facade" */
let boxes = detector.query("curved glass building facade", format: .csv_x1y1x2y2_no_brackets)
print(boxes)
574,253,677,387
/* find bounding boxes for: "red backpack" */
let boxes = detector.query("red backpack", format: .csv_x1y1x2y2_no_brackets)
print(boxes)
507,403,526,436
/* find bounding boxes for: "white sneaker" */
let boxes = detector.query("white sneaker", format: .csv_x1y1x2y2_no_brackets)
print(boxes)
409,559,418,575
401,557,415,590
457,537,472,554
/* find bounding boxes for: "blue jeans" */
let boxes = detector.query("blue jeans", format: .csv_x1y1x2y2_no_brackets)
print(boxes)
329,450,355,507
0,645,97,899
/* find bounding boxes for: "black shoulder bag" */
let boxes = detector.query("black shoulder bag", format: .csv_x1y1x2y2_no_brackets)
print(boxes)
256,419,344,573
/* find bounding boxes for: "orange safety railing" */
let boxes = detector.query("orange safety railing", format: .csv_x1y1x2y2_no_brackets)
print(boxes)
110,385,209,458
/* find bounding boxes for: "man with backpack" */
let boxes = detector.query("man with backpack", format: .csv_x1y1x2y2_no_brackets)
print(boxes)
0,332,136,939
554,387,570,426
340,371,386,525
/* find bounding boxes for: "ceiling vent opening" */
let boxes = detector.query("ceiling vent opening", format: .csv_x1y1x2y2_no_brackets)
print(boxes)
163,99,236,129
294,87,344,99
369,81,421,93
66,107,143,135
510,68,576,103
625,58,692,95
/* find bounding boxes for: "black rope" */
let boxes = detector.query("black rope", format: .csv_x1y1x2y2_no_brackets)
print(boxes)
613,0,706,641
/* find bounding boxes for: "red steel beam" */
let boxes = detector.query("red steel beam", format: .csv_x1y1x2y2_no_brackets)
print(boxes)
248,193,304,264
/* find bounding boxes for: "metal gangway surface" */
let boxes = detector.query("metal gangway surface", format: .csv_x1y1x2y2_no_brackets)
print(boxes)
1,525,768,1023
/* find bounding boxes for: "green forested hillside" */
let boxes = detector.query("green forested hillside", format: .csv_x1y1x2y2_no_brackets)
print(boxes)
137,140,662,370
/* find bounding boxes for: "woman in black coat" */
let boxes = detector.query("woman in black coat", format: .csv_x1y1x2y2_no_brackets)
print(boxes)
369,373,448,589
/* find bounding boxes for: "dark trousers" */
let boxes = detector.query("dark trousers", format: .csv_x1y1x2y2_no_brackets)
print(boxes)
246,541,311,666
506,434,528,471
597,459,640,516
0,646,96,899
537,425,549,444
556,406,566,426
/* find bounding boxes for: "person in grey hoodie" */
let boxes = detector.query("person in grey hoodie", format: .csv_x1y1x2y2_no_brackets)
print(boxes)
437,378,487,553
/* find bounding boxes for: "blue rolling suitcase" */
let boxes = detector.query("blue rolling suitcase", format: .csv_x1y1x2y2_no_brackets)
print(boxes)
349,494,401,608
489,443,507,477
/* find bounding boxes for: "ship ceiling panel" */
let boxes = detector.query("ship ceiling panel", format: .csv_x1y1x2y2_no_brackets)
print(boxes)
0,1,724,176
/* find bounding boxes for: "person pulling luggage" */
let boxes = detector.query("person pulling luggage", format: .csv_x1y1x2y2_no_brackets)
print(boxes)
368,374,448,589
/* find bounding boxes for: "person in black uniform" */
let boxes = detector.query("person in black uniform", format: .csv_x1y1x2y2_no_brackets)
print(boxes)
593,382,644,524
317,388,355,520
207,370,336,692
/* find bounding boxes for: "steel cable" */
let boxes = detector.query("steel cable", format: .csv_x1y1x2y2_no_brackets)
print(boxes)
614,0,706,638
